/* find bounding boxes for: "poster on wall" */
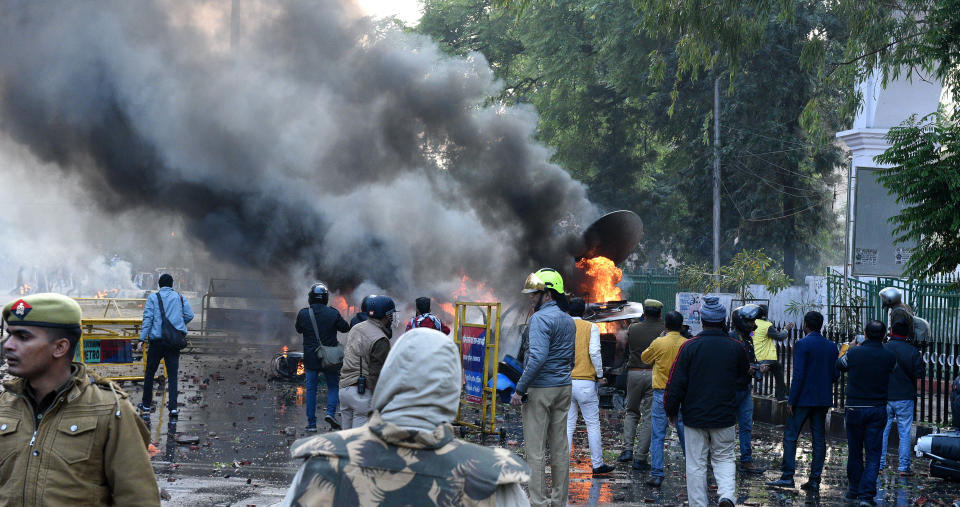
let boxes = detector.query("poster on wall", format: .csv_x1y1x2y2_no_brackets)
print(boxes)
675,292,736,336
461,325,487,404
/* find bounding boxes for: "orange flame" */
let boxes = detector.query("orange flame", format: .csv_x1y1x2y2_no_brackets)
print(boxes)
296,360,305,376
436,274,496,321
330,294,349,314
281,345,289,357
576,256,623,303
576,256,624,333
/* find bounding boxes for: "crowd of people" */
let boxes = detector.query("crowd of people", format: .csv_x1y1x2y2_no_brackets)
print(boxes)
0,270,929,506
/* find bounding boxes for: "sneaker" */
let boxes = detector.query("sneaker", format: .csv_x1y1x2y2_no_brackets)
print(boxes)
325,414,342,430
616,450,633,463
719,498,734,507
738,460,766,474
632,459,650,471
645,475,663,487
800,478,820,491
592,464,615,476
858,500,877,507
305,425,318,433
765,477,794,488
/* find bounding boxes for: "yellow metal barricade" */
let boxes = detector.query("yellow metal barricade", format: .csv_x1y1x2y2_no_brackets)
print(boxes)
452,301,502,438
73,298,166,382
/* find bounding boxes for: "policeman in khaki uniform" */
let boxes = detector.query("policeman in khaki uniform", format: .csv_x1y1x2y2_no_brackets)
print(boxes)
0,293,161,506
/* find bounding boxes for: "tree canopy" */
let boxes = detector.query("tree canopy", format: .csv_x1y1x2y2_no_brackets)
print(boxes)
418,0,846,277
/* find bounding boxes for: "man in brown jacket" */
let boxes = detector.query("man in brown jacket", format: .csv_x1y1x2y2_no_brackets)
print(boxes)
618,299,663,470
0,293,161,506
339,295,394,429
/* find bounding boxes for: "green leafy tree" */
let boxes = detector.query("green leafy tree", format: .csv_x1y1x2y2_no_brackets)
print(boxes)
621,0,960,278
420,0,846,276
679,249,793,301
875,110,960,280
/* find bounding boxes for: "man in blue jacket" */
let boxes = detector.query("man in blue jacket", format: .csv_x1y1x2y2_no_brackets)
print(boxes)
880,319,925,475
138,273,194,427
837,320,897,506
766,311,839,491
510,268,575,507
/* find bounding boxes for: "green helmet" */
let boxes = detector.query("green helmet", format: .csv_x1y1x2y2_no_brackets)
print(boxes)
521,268,564,294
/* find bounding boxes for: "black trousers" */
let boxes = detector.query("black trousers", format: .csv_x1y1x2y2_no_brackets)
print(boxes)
141,341,180,412
761,360,788,399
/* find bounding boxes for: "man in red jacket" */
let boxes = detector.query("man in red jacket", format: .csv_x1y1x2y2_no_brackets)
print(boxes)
405,297,451,334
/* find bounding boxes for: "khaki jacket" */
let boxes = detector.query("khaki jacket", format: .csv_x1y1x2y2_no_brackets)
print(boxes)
339,319,390,391
0,363,161,506
283,412,530,506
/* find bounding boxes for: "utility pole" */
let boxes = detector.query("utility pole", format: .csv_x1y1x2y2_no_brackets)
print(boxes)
713,77,721,283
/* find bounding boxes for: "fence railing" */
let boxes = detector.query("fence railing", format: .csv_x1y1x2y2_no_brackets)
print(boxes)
755,323,956,427
622,271,678,313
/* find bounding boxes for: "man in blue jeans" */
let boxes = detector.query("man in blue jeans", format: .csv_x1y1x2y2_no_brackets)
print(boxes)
730,305,764,474
641,310,687,487
880,319,925,475
837,320,897,506
295,282,350,432
139,273,194,428
766,311,839,491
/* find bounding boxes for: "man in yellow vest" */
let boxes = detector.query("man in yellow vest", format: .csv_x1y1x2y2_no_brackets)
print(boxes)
753,305,793,401
566,298,615,476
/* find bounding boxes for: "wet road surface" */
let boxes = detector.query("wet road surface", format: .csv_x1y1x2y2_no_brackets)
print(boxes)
102,350,960,505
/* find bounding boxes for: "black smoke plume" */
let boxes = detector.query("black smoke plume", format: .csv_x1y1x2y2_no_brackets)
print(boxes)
0,0,595,301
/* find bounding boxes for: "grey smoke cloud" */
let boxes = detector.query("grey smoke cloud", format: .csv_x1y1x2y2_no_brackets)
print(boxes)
0,0,595,303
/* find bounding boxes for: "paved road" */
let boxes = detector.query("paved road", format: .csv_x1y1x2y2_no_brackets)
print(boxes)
18,347,960,506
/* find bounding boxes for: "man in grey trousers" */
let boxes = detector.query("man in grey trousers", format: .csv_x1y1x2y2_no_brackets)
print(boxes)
511,268,576,507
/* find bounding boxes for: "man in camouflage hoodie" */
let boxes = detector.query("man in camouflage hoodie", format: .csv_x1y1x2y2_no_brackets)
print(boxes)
282,328,531,506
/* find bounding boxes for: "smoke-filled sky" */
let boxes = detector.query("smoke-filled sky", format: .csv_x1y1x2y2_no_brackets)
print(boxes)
0,0,596,306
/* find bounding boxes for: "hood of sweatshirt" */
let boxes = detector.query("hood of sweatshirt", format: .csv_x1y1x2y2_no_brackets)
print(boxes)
372,327,461,432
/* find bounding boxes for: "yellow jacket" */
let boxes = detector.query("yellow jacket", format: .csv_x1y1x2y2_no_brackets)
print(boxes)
640,331,687,389
0,363,160,506
753,319,779,361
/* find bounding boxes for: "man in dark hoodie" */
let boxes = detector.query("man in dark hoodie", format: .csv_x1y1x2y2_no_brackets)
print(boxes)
295,283,350,431
349,295,371,329
665,296,748,507
880,319,925,475
837,320,897,506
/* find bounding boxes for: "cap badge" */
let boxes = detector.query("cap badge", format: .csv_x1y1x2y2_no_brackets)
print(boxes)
12,299,31,320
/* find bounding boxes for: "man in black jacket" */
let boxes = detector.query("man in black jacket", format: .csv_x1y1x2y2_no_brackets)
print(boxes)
296,283,350,431
837,320,897,506
880,319,925,475
665,296,747,507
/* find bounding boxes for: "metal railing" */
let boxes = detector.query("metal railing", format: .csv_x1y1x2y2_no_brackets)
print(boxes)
754,324,957,427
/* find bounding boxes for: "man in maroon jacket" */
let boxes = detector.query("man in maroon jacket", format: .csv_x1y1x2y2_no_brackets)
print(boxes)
405,297,451,334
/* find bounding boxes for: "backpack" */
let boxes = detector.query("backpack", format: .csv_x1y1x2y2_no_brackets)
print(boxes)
155,291,189,351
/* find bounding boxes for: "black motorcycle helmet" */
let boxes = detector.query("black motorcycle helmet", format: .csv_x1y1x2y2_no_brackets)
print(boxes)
308,282,329,305
758,304,769,320
366,295,397,320
732,304,761,334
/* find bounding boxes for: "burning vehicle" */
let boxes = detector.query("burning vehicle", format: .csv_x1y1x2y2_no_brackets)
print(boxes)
274,345,306,380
